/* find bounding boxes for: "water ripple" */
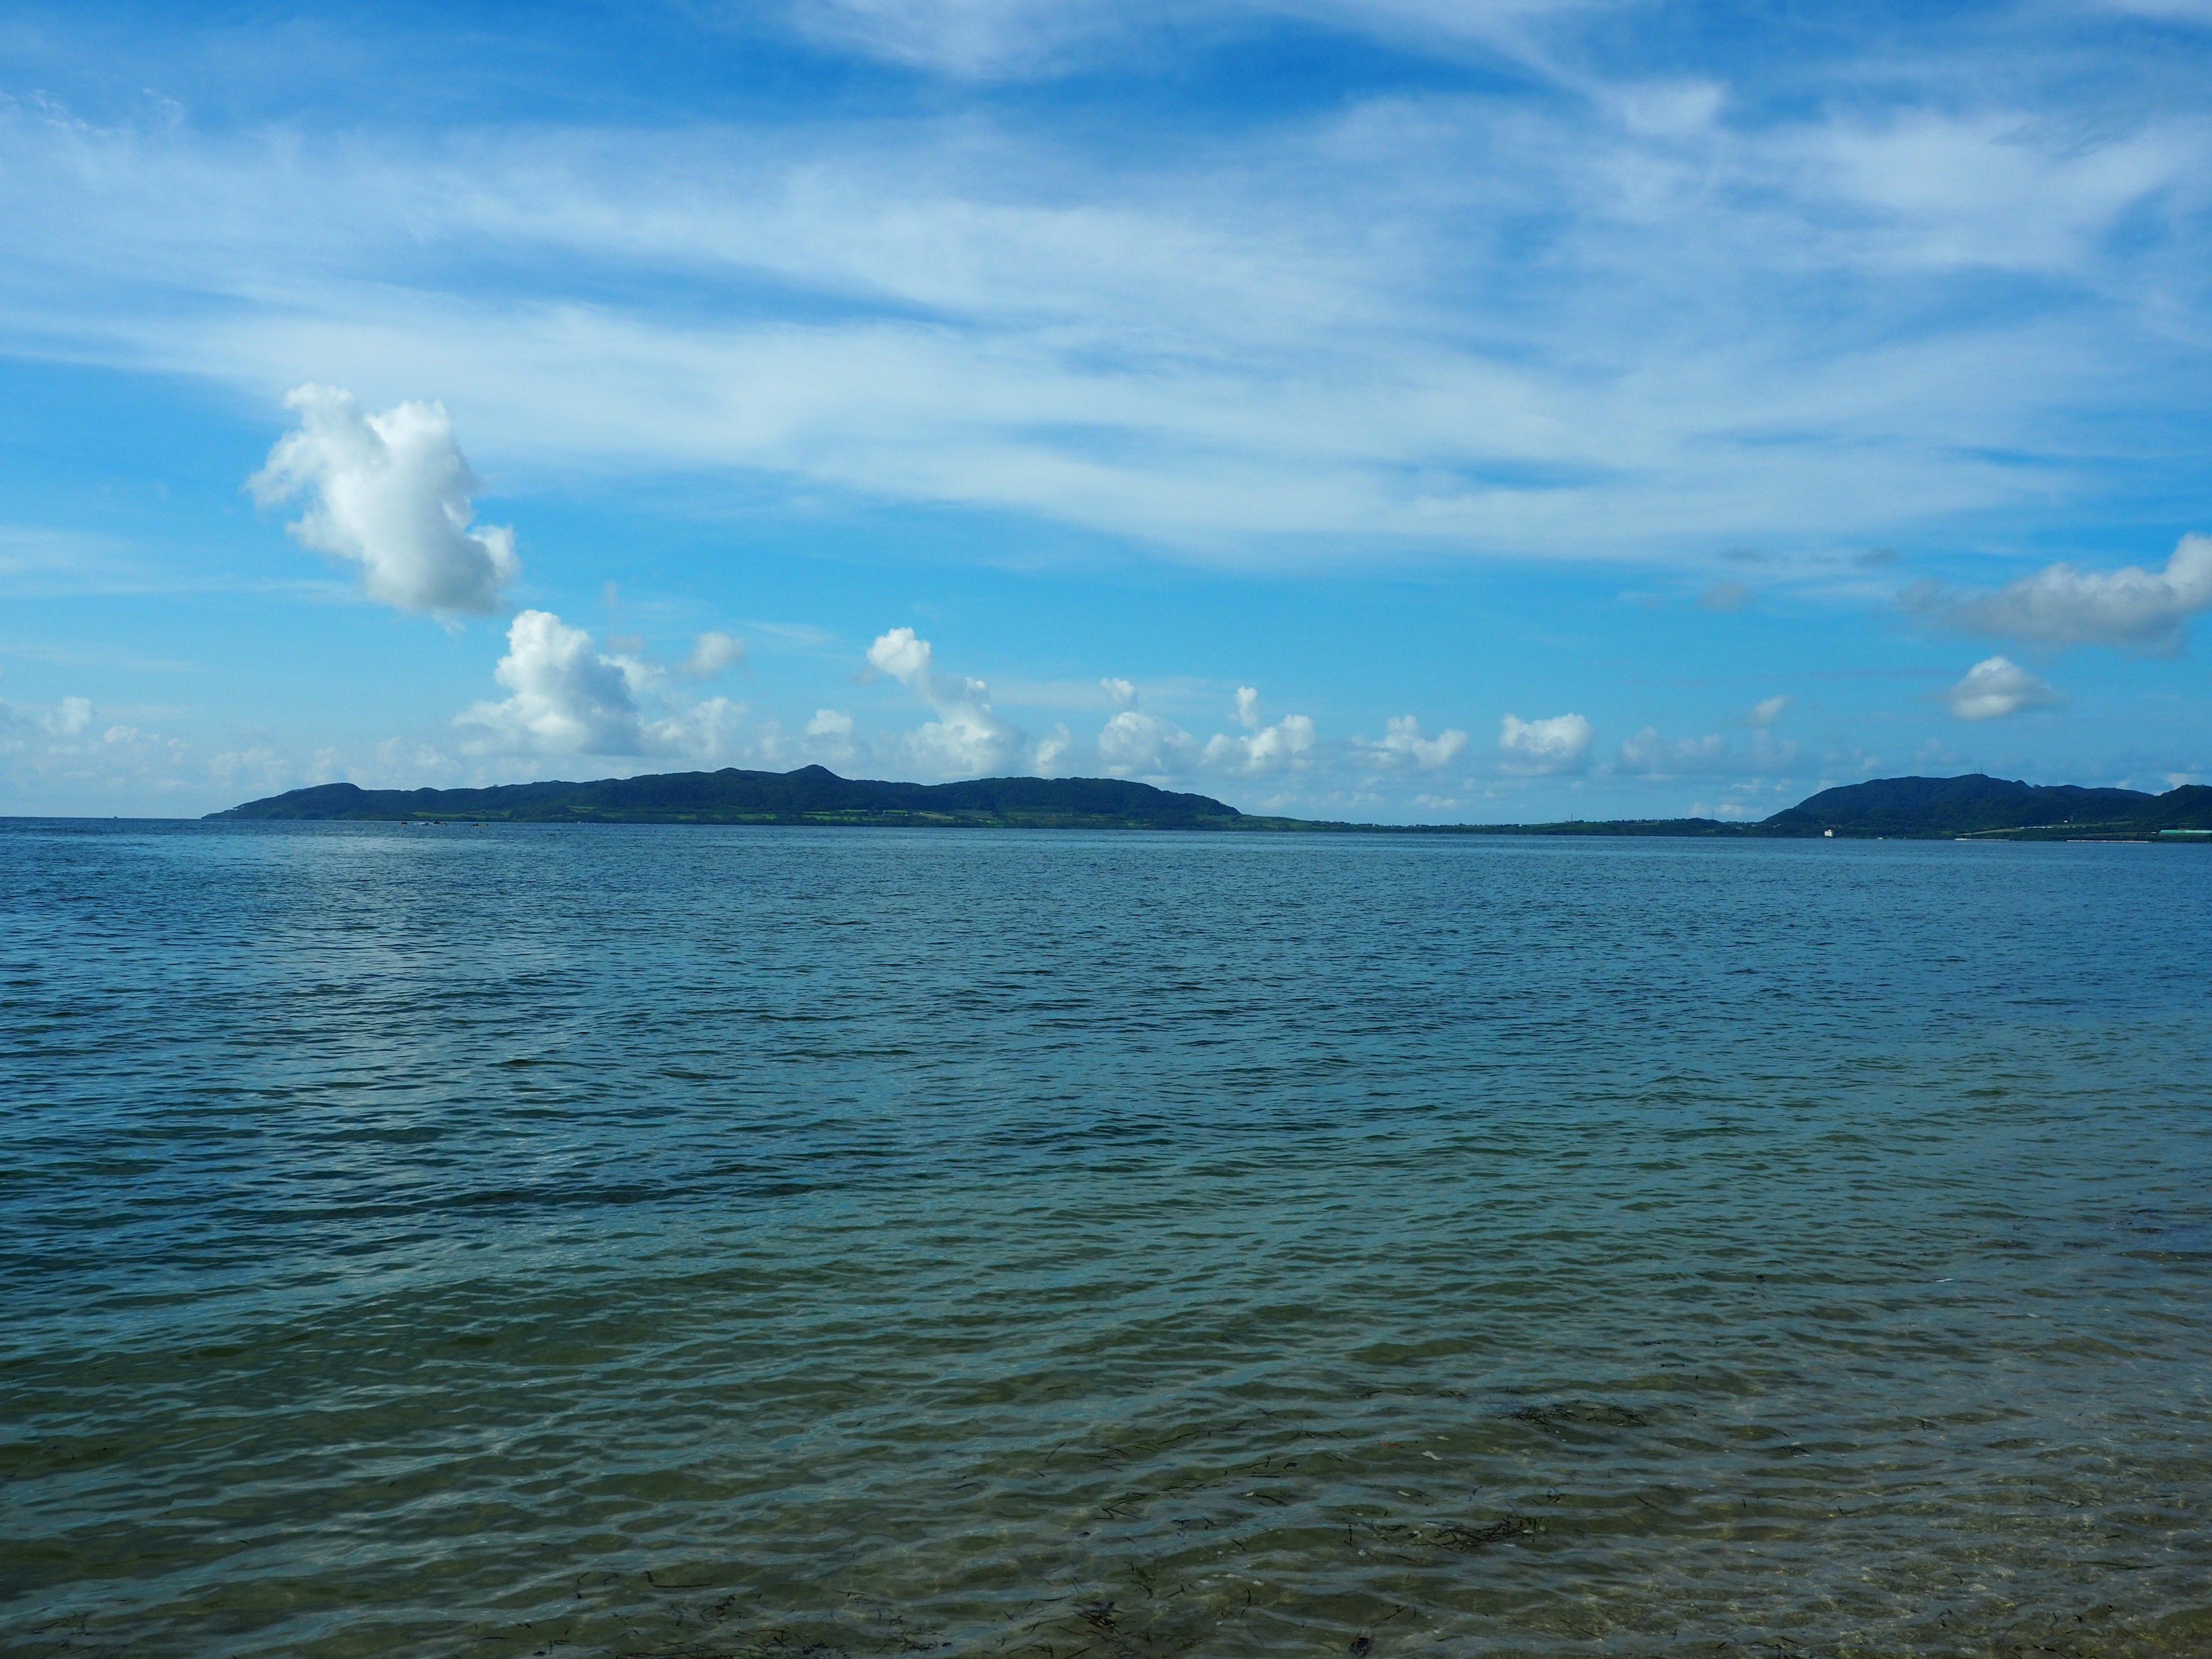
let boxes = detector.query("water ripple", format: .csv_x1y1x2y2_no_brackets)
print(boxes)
3,823,2210,1656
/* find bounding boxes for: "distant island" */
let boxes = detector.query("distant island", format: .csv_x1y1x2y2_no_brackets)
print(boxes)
210,767,2212,840
210,767,1260,831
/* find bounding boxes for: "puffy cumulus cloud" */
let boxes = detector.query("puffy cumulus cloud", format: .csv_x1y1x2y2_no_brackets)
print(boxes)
805,708,855,743
457,609,740,755
751,705,862,770
0,679,203,808
681,631,745,679
654,697,745,759
1945,655,2062,721
1092,695,1449,786
1904,534,2212,656
1354,714,1469,770
866,627,930,682
249,385,518,618
866,626,1023,777
1498,712,1592,775
1180,683,1318,773
460,609,647,753
1101,676,1138,708
1031,725,1075,772
1748,695,1790,726
43,696,93,738
1202,712,1316,774
1097,708,1198,776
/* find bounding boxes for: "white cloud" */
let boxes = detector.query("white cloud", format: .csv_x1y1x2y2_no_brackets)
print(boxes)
460,609,649,753
1233,686,1261,729
863,628,925,681
43,695,93,737
766,707,859,769
1748,694,1789,726
791,0,1124,76
1031,724,1075,772
791,0,1604,80
657,697,746,759
1202,711,1316,773
681,630,745,678
249,385,518,616
1097,707,1198,775
8,72,2207,569
1904,533,2212,656
1801,110,2201,277
1355,714,1469,770
1101,675,1138,707
866,626,1024,776
457,608,738,755
1498,711,1592,774
0,689,96,744
1945,654,2062,720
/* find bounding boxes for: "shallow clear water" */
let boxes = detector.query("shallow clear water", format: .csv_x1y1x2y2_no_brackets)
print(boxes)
3,821,2210,1657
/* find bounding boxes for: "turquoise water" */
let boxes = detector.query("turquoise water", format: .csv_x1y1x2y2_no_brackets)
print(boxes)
4,822,2210,1657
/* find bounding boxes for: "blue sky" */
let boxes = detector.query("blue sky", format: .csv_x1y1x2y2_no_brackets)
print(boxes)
4,0,2211,820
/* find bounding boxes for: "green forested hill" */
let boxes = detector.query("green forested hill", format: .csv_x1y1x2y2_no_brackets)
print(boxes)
208,765,1255,829
206,766,2212,838
1762,774,2212,839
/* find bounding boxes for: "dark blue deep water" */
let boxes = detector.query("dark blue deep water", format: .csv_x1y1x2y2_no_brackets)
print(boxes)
4,821,2210,1656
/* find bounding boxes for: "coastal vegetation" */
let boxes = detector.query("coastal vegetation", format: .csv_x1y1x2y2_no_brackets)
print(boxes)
211,768,2212,840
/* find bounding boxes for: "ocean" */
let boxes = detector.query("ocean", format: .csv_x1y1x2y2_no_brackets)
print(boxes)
4,820,2209,1657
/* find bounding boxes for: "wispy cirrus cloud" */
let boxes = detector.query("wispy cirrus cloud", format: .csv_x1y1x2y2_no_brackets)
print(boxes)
2,29,2206,567
786,0,1603,79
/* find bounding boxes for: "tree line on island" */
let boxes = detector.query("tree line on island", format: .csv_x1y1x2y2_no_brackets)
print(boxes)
210,766,2212,840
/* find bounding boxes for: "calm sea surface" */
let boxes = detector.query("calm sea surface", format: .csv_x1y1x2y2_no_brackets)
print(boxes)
4,821,2210,1657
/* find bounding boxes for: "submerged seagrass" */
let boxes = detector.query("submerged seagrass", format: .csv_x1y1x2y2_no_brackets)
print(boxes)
7,821,2210,1657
